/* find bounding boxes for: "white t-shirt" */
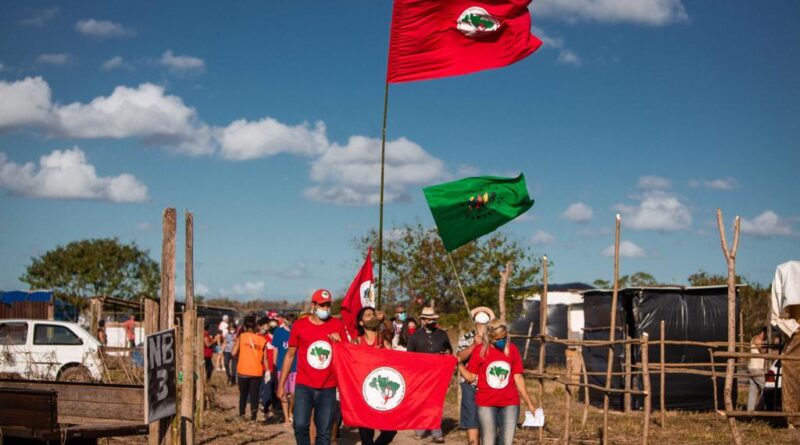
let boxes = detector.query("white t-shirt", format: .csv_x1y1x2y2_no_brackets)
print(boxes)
218,320,229,334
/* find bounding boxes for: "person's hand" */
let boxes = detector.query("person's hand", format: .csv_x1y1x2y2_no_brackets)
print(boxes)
277,385,287,402
375,311,385,321
328,332,342,342
474,335,483,345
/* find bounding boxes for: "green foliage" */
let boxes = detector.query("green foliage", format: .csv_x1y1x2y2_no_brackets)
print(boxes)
357,223,540,327
592,272,659,289
20,238,159,313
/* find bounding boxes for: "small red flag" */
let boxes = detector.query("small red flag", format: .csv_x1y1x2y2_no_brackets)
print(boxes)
341,247,374,340
332,343,457,430
387,0,542,83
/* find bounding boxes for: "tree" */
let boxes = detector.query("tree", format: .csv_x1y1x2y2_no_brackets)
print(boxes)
357,223,540,326
20,238,160,315
592,272,658,289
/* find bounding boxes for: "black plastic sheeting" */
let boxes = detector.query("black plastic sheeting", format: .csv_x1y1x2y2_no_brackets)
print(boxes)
580,286,738,412
511,299,569,367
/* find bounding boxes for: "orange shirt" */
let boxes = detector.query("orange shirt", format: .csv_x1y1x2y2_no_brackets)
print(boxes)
237,332,267,377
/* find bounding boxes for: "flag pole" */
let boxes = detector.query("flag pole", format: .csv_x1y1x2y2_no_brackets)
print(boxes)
377,80,390,310
446,251,476,332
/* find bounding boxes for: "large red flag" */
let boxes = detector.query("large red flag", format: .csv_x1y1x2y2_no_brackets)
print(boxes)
387,0,542,83
332,343,457,430
341,247,374,340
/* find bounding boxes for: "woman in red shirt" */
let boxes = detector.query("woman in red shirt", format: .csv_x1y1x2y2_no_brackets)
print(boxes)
457,319,537,445
352,307,395,445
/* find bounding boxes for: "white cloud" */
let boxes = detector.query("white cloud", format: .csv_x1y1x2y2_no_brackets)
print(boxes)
75,19,135,38
531,229,555,245
0,77,54,130
230,281,266,298
532,26,581,67
562,202,593,223
19,7,60,27
556,50,582,66
159,50,205,73
602,240,646,258
534,0,688,26
741,211,794,238
0,147,148,202
0,77,213,155
305,136,447,206
263,261,312,280
37,53,70,65
689,177,737,191
637,175,671,190
615,190,691,231
136,222,152,231
217,118,328,160
102,56,126,71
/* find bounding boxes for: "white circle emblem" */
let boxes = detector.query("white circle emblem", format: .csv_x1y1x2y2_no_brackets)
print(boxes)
457,7,501,37
485,360,512,389
307,340,333,370
362,367,406,411
359,280,374,307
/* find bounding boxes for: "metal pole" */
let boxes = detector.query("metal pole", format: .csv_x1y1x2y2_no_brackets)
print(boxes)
376,81,390,310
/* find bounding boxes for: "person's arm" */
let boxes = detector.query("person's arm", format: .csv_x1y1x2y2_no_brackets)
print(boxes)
514,374,537,413
458,363,477,383
276,346,297,401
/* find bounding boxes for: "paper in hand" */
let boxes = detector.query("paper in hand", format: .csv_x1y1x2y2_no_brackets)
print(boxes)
522,408,545,427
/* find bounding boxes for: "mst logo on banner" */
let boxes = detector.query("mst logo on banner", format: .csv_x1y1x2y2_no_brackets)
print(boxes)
145,328,177,423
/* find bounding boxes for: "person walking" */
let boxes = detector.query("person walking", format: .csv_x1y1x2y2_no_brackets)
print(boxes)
407,307,451,443
276,289,347,445
747,327,768,411
97,319,107,346
258,317,278,421
203,324,215,381
392,317,417,351
456,307,496,445
223,324,236,385
353,306,396,445
273,314,298,426
123,314,136,349
232,315,269,421
457,319,538,445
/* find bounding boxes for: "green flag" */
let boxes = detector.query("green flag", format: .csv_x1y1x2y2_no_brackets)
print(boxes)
423,174,534,252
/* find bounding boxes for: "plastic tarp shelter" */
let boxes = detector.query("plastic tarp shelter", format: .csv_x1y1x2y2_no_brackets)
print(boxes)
581,285,740,412
0,290,53,304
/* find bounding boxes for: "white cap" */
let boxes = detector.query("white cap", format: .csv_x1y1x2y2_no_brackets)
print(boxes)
222,314,229,321
474,312,491,324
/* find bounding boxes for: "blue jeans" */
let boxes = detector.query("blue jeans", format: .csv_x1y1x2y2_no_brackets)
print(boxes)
477,405,519,445
293,383,337,445
460,382,479,429
261,374,274,413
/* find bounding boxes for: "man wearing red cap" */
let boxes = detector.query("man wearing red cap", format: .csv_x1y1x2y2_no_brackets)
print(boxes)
277,289,346,445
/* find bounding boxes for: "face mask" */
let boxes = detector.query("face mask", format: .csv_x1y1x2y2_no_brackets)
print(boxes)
424,321,437,330
407,327,416,336
397,313,407,322
260,327,267,334
315,308,330,320
493,338,507,350
268,326,277,333
364,318,382,330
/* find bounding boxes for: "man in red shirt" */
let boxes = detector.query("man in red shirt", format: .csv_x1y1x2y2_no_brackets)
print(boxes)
122,314,136,349
277,289,346,445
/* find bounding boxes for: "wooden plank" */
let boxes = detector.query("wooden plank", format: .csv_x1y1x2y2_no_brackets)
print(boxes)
38,422,149,440
0,380,143,404
59,400,144,422
0,388,57,433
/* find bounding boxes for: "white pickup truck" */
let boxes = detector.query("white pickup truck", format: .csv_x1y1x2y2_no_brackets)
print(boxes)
0,319,103,382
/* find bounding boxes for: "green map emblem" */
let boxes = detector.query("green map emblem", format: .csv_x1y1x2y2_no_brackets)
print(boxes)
457,7,501,37
362,367,406,411
307,340,333,370
486,360,511,389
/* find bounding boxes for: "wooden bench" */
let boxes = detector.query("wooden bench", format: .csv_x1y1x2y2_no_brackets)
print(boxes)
0,379,148,444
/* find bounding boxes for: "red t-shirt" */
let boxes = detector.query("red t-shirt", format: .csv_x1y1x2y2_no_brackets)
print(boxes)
289,316,347,389
261,332,276,372
203,331,213,359
466,343,523,407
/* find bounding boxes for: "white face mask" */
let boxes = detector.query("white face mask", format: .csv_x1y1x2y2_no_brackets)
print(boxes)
315,308,330,320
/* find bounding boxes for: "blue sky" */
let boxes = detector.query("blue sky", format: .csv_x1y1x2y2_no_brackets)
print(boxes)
1,0,798,301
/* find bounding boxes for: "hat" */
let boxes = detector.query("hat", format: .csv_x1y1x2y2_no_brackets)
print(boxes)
312,289,333,304
268,310,278,318
470,306,496,324
419,307,440,319
222,314,229,321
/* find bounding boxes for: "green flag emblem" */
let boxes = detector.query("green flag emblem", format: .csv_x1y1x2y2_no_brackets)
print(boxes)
423,174,534,252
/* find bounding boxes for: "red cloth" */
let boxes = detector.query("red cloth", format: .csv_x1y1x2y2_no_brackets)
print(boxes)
466,343,523,407
203,331,213,359
288,316,347,389
333,342,456,430
262,332,276,372
341,248,373,340
387,0,542,83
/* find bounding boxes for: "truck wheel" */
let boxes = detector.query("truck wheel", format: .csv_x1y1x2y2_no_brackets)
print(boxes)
58,365,92,382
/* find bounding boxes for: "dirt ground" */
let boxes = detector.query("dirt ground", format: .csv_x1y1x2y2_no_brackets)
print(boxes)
110,368,799,445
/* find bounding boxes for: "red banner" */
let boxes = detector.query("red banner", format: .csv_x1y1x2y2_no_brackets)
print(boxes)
341,247,373,340
332,342,457,430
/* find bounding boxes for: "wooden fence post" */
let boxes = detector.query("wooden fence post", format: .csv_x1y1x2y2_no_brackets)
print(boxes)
716,209,742,445
624,336,632,413
157,208,177,445
181,211,196,445
563,355,572,445
641,334,651,445
578,347,590,428
145,299,160,445
538,256,548,444
196,317,205,427
603,215,621,445
498,261,513,322
523,321,534,362
660,320,666,429
709,348,719,415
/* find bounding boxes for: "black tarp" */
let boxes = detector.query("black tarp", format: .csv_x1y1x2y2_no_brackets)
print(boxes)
581,286,738,412
511,299,569,367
